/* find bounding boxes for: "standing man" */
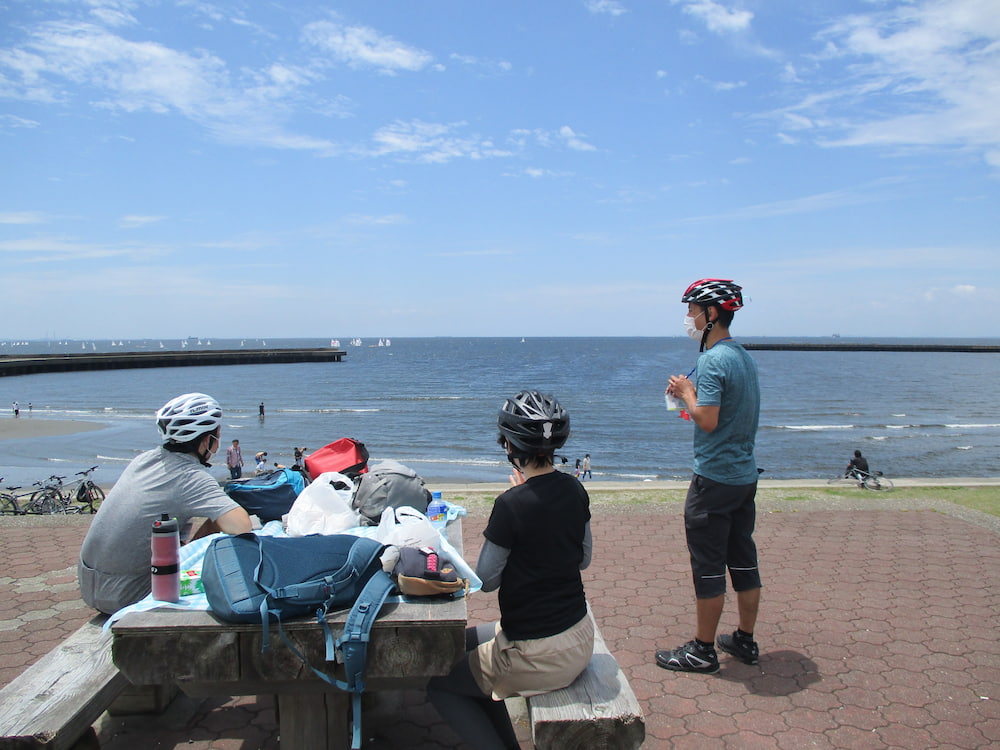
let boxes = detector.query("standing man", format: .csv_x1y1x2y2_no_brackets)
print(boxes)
226,438,244,480
656,278,762,674
581,454,592,480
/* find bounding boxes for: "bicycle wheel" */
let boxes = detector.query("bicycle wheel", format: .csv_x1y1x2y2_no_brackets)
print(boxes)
0,494,20,515
29,489,71,513
863,474,894,491
82,483,105,513
827,475,857,486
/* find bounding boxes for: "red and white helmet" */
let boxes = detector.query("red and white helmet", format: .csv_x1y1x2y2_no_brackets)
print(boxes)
681,278,744,311
156,393,222,444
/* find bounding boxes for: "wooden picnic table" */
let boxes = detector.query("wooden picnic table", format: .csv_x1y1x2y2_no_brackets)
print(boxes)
111,520,468,749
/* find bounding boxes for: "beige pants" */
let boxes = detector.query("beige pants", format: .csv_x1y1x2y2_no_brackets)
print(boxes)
470,613,595,700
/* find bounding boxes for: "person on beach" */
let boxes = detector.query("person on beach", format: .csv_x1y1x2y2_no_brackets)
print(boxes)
254,451,268,475
225,438,244,479
78,393,253,615
656,278,762,674
845,449,870,483
427,390,594,750
581,453,592,480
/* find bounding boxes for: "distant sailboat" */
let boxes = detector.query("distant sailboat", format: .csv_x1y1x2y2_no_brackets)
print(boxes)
331,339,341,348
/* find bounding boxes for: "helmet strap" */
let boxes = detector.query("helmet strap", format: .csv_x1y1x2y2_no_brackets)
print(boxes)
700,320,714,353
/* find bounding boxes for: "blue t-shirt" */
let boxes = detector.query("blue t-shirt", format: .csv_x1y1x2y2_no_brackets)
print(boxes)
692,340,760,485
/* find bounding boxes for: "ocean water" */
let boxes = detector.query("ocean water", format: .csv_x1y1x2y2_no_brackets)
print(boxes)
1,337,998,489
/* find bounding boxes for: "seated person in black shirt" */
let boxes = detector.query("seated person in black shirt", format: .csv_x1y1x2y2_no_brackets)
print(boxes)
845,449,870,481
427,391,594,750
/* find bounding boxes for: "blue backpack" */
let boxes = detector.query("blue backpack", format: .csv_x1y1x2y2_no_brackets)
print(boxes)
201,533,395,749
223,467,305,522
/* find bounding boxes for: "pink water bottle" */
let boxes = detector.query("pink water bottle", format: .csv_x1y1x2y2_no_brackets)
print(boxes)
151,513,180,602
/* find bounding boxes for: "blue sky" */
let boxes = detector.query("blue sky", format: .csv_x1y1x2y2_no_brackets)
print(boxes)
1,0,998,340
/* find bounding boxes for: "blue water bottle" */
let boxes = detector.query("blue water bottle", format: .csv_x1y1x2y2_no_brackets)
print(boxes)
427,491,447,540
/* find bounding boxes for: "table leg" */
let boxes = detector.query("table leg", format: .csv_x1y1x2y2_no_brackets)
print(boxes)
277,691,351,749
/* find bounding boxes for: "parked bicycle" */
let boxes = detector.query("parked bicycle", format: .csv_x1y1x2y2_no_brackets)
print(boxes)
27,475,70,513
827,468,894,491
64,466,105,513
1,479,33,515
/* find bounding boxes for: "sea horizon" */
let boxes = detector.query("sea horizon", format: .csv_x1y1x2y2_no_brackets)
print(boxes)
2,336,998,489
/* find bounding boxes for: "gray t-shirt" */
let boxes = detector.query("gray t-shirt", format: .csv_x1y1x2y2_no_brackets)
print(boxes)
78,446,240,614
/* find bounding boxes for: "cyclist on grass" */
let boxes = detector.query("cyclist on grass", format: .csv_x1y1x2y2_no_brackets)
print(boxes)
845,449,870,483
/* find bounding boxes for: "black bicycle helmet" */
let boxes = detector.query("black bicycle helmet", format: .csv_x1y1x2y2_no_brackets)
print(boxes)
497,391,570,454
681,278,744,312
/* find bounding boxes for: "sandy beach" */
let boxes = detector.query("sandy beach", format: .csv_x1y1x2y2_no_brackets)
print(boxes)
0,417,107,441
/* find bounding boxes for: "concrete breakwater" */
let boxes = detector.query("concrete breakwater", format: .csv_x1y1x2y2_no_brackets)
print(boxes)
0,348,346,377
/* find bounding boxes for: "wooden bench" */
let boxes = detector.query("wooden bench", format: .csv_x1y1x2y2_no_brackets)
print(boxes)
0,615,129,750
526,611,645,750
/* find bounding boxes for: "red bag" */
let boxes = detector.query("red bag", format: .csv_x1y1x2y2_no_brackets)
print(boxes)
304,438,370,480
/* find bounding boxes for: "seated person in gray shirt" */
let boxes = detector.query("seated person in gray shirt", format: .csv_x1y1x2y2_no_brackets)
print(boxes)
78,392,253,614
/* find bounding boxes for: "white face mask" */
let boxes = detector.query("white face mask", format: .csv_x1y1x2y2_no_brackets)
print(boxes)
684,311,704,341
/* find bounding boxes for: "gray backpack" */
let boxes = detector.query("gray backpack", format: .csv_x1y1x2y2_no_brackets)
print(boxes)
352,460,431,525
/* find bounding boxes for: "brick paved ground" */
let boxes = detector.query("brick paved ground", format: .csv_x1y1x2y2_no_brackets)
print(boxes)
2,498,998,749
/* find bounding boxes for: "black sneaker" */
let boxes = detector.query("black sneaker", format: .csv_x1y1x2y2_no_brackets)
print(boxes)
655,640,719,673
716,631,759,665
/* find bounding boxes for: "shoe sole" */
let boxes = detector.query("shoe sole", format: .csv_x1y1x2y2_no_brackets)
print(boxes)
655,652,720,674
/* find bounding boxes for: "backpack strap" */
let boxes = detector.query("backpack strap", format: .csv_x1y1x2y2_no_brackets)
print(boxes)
322,568,395,749
253,535,394,750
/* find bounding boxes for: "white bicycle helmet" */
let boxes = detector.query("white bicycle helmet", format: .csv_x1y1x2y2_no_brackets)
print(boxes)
156,393,222,444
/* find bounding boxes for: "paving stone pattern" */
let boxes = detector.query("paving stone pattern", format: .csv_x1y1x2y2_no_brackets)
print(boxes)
1,503,998,749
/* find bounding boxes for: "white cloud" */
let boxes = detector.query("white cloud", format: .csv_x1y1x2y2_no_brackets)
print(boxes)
672,0,753,35
87,0,139,28
695,74,747,92
0,235,165,262
303,21,433,74
559,125,597,151
0,211,47,224
674,178,906,224
344,214,408,225
0,20,337,153
368,120,512,163
585,1,629,17
118,215,165,229
789,0,1000,166
449,53,513,75
0,114,39,128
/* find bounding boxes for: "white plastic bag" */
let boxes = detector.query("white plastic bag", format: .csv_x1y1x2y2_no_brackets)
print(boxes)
375,505,440,549
286,471,360,536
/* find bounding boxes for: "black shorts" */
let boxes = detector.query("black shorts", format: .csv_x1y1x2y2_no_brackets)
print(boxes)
684,474,761,598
